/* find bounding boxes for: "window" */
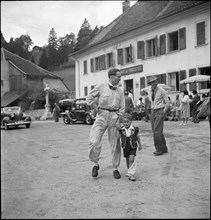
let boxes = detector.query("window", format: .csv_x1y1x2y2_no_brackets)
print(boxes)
196,21,206,46
125,45,133,63
168,28,186,52
156,73,166,84
168,31,179,52
1,80,3,87
107,53,113,68
168,72,180,91
83,60,87,74
199,67,210,90
146,37,158,58
137,41,145,59
90,59,94,72
84,86,88,96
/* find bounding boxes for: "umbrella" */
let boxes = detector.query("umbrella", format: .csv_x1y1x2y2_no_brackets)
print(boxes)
180,75,210,84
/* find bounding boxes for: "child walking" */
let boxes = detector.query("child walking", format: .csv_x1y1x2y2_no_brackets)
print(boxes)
118,113,142,181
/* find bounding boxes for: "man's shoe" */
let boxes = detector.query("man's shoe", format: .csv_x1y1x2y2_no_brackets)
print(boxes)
113,170,121,179
163,148,168,153
92,165,100,177
154,151,164,156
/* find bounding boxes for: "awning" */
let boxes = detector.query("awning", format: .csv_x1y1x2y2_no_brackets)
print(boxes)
1,90,28,107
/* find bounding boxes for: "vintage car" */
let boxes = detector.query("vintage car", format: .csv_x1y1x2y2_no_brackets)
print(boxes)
60,98,96,125
1,106,32,130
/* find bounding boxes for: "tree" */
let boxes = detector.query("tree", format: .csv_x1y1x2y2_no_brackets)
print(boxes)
48,28,59,68
57,33,76,65
74,18,93,51
39,47,49,70
4,34,33,60
1,31,7,48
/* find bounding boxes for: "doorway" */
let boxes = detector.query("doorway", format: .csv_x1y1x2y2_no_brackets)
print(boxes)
124,79,133,93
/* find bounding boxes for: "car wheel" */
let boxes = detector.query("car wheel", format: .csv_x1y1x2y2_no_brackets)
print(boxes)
85,115,92,125
63,115,71,124
26,124,30,128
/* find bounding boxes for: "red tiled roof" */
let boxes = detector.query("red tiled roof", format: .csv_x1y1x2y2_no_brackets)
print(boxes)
1,48,61,79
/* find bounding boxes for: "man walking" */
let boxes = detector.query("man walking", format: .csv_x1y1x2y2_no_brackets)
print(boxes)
145,76,170,156
86,68,125,179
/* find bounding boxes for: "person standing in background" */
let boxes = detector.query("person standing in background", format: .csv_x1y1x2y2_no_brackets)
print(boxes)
191,90,200,123
144,92,151,122
52,102,60,122
144,76,170,156
179,90,190,126
128,89,136,109
124,91,134,114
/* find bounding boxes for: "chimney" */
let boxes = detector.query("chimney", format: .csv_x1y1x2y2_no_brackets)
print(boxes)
122,0,130,13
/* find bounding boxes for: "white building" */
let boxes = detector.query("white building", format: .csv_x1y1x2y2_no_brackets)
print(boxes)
71,0,210,103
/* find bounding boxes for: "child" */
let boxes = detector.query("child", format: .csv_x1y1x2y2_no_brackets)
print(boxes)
118,113,142,181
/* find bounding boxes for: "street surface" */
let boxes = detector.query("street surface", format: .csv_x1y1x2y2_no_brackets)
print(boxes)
1,119,210,219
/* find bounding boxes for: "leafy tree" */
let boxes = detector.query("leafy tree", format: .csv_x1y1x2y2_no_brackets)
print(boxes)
1,31,7,48
74,18,93,51
39,47,49,70
4,34,33,60
57,33,76,64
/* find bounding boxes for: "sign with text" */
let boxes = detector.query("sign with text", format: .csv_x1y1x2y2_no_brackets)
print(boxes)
120,65,143,76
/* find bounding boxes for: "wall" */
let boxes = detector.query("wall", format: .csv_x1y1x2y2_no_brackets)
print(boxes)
1,60,10,95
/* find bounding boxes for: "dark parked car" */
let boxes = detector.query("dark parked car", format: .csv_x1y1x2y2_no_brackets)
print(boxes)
1,106,32,130
60,98,96,125
58,98,75,113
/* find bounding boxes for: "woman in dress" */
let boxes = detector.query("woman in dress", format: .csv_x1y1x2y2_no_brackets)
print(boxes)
179,90,190,126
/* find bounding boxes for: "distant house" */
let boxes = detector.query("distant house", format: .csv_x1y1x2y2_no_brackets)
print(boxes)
31,45,43,65
1,48,70,108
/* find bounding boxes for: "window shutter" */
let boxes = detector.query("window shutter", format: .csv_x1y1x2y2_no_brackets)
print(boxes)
189,68,196,91
179,27,186,50
130,44,134,63
90,58,94,72
179,70,187,92
155,36,158,56
197,21,205,45
112,52,115,67
140,77,145,90
160,34,166,55
117,48,123,65
137,41,145,59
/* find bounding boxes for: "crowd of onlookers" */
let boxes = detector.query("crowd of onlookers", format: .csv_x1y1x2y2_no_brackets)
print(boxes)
124,89,210,125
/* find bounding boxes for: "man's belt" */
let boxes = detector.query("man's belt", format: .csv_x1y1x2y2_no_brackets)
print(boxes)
98,107,119,112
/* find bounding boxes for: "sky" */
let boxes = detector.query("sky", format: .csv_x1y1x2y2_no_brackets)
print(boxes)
1,1,136,49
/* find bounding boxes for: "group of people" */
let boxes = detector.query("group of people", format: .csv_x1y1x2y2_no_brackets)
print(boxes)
86,69,170,181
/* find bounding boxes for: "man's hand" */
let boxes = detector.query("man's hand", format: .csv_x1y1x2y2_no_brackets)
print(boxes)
138,144,142,151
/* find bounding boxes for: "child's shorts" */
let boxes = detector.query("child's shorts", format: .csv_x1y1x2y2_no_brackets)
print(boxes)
123,145,137,158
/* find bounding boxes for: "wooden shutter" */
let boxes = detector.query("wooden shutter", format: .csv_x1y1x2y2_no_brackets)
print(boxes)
154,36,158,56
179,27,186,50
140,77,145,90
117,48,123,65
160,34,166,55
189,68,196,91
130,44,134,63
137,41,145,59
90,58,94,72
179,70,187,92
197,21,205,45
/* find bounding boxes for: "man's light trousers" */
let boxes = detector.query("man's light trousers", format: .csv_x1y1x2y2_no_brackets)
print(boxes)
89,109,121,168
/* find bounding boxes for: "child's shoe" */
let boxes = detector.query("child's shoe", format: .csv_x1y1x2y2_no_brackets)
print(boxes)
128,175,136,181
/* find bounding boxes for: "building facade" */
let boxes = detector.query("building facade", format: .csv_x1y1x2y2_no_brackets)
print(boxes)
71,1,210,103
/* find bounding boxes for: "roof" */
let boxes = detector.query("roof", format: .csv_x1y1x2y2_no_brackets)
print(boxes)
71,1,208,56
1,90,28,107
1,48,61,79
